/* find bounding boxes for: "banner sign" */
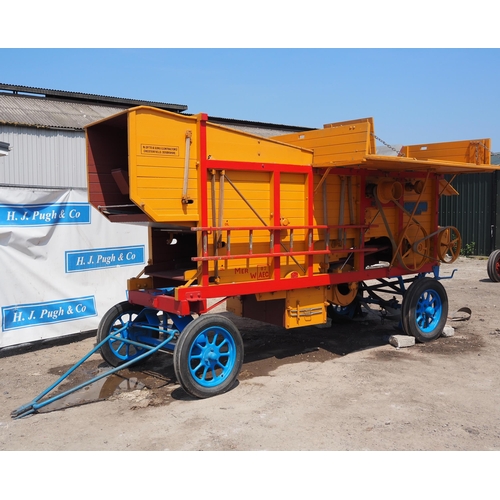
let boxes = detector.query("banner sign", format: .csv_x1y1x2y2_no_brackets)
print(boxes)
65,245,145,272
2,296,97,331
0,187,148,348
0,202,91,226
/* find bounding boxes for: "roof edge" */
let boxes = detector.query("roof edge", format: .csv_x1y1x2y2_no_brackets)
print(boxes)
0,83,188,112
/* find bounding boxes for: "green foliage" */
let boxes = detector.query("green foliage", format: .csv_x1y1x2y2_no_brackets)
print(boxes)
460,241,476,257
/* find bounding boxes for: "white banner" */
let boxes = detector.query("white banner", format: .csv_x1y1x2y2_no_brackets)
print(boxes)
0,187,148,348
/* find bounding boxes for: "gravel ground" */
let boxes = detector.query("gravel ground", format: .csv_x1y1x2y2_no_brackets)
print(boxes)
1,256,499,492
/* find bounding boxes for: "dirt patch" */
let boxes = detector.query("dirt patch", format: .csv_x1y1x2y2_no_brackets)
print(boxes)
2,256,500,452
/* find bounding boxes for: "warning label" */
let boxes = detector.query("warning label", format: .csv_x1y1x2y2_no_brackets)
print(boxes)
141,144,179,156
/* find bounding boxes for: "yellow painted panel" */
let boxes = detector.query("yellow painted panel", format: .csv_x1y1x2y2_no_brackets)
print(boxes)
216,265,274,283
125,107,313,224
361,155,500,174
404,139,491,165
257,291,287,301
272,120,373,166
285,287,327,329
128,107,200,223
206,122,313,165
226,297,243,316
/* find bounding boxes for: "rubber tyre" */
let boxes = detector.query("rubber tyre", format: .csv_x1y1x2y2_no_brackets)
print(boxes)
401,278,448,342
173,314,244,399
97,301,147,367
487,250,500,283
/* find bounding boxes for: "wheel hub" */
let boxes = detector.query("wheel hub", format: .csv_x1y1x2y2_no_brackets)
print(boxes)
204,349,218,364
424,306,435,317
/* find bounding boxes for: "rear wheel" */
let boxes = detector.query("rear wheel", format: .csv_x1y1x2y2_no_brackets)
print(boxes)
401,278,448,342
97,301,158,367
173,314,244,398
487,250,500,282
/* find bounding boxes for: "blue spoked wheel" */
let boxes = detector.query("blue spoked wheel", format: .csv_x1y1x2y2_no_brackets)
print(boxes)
97,301,159,367
173,314,244,398
402,278,448,342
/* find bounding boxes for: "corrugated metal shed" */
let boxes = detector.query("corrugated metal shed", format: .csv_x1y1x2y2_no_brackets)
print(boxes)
0,125,87,188
0,82,188,131
439,154,500,256
0,83,313,136
0,84,314,188
0,140,9,156
0,94,138,131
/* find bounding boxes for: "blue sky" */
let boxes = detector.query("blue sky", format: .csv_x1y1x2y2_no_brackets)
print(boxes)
1,48,499,151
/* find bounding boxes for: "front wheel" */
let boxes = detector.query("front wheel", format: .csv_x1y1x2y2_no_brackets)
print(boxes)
401,278,448,342
173,314,244,398
487,250,500,282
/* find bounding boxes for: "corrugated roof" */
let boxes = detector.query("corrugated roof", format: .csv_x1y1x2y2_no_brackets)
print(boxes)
0,94,137,130
0,94,315,135
0,83,189,131
0,83,187,112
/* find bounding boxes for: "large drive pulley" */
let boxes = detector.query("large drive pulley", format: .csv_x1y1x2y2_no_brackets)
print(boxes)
399,223,430,271
436,226,461,264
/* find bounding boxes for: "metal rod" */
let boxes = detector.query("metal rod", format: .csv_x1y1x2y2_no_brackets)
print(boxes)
12,326,176,419
339,176,346,240
438,174,457,197
224,174,267,226
314,167,332,194
323,178,329,266
348,176,355,224
211,170,218,278
182,131,192,201
192,224,371,231
218,170,225,260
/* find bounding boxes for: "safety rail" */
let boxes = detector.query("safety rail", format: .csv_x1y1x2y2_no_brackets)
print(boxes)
191,224,374,262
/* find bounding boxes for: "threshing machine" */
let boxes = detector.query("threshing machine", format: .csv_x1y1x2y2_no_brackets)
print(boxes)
12,106,500,417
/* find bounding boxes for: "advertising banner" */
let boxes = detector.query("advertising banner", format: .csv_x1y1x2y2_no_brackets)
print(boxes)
0,187,148,348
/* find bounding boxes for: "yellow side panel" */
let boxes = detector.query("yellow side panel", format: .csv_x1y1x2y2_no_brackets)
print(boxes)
285,287,327,329
227,297,243,317
403,139,491,165
128,108,200,223
272,119,374,166
206,122,313,165
364,205,399,240
207,170,272,270
256,291,287,301
312,174,360,236
279,172,307,270
215,264,304,284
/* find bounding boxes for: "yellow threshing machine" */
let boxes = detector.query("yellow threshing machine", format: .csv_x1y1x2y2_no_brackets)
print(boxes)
11,106,500,417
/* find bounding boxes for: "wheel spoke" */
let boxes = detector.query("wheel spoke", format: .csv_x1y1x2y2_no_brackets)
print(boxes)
111,340,125,353
192,360,203,373
215,359,226,370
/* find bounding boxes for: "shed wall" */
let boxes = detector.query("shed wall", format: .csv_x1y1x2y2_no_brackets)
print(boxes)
0,126,86,188
439,155,500,256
